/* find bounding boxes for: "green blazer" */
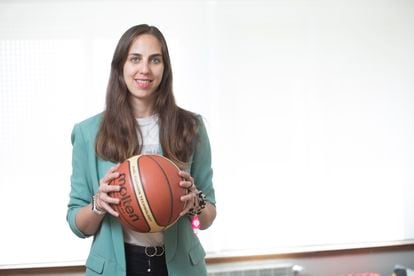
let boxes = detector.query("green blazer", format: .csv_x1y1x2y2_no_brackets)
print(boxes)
66,113,215,276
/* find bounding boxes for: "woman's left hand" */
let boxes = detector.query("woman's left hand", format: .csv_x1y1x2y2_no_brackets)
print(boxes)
178,170,217,230
178,170,197,216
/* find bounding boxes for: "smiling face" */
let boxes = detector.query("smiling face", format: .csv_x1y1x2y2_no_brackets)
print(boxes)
123,34,164,117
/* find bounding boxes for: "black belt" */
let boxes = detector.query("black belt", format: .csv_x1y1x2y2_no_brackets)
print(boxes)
124,243,165,257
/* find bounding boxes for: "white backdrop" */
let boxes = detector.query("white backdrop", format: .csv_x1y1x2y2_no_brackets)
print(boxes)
1,0,414,268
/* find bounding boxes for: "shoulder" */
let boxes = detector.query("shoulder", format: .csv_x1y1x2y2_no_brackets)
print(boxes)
71,113,103,144
177,107,205,128
193,113,209,139
75,113,103,129
176,108,210,146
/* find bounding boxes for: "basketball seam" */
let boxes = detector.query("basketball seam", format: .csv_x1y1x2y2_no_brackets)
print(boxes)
133,156,163,232
146,155,175,226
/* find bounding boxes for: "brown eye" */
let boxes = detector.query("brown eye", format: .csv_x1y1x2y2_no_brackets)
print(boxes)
152,57,162,64
130,57,140,63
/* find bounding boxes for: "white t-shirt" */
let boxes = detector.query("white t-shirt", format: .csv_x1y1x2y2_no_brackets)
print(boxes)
122,114,164,246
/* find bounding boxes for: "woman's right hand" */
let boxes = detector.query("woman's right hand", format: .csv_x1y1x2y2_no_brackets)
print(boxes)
94,164,122,217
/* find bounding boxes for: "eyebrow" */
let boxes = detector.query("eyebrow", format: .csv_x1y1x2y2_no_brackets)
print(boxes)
129,53,162,58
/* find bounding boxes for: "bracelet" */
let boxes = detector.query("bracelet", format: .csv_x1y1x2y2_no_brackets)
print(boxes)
91,195,106,215
189,191,207,216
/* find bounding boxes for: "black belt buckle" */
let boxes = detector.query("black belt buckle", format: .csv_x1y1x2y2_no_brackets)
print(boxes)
144,246,165,257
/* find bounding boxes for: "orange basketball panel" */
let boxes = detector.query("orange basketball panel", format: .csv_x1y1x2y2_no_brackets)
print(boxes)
138,155,173,227
149,155,186,225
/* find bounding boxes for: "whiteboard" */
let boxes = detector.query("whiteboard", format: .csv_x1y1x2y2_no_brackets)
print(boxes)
1,0,414,268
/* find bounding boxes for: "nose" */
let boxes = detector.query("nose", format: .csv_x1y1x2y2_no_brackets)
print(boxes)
138,60,150,75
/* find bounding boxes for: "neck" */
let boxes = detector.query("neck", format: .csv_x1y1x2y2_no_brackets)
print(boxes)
134,108,154,118
130,97,155,118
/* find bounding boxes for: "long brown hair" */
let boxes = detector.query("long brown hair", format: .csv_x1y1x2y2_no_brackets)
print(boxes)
96,24,198,167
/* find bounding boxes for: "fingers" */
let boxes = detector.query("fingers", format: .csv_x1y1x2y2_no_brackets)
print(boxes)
97,198,119,217
95,164,122,217
179,179,194,190
178,171,198,217
97,185,121,204
179,170,195,190
100,164,121,186
99,172,119,185
95,184,121,216
179,192,196,217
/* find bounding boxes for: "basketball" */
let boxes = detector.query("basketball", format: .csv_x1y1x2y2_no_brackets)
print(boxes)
108,154,187,233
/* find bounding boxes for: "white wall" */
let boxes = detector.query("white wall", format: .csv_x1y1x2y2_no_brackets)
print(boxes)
1,0,414,268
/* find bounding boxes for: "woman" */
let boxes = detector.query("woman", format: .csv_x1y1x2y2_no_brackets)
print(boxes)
67,24,216,276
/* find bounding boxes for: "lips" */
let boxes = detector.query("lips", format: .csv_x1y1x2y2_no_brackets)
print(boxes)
135,79,152,89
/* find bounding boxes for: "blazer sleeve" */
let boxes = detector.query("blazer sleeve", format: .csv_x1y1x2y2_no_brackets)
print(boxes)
191,116,216,206
66,123,94,238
